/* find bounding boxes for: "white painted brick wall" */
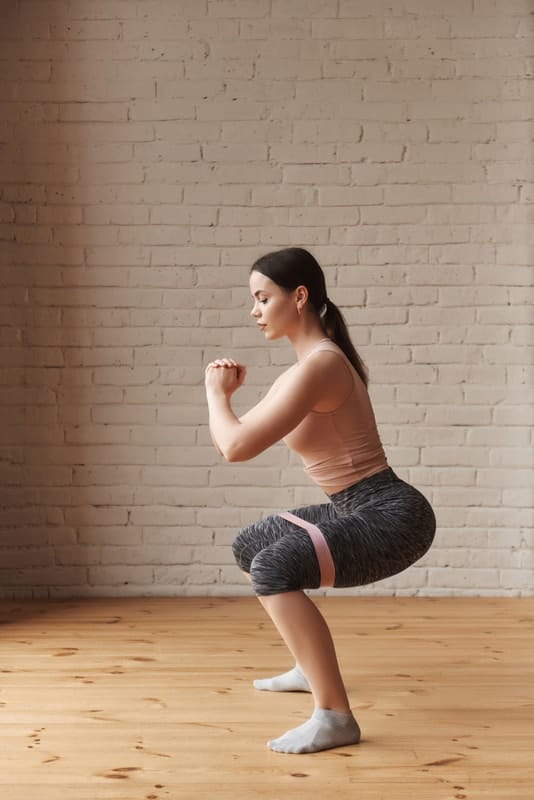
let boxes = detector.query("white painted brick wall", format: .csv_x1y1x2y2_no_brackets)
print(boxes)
0,0,532,598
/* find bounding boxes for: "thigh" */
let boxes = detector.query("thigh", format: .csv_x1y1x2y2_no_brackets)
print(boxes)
322,485,436,588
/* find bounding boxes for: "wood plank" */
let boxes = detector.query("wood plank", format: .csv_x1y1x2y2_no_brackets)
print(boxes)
1,597,533,799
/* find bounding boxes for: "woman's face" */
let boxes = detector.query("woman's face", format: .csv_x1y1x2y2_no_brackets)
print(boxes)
249,271,298,340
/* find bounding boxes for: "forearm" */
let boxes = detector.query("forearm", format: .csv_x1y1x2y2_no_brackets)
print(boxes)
209,426,224,456
206,390,243,461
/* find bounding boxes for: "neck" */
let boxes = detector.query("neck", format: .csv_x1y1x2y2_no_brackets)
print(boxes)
288,318,329,361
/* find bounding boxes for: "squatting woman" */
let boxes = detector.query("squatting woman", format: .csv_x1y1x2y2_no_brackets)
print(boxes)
204,248,436,754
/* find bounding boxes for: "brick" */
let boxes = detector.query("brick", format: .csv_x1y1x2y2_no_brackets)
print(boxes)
260,226,329,246
189,18,239,36
292,121,360,145
220,120,291,144
474,100,534,123
184,185,251,206
428,568,500,589
1,547,55,568
474,0,534,12
490,448,534,468
250,185,317,207
121,20,189,41
255,58,322,80
195,99,270,121
142,467,209,487
154,566,219,586
88,566,154,586
502,489,534,508
0,567,88,587
271,0,337,15
48,19,123,39
455,57,525,82
318,186,383,206
372,323,439,345
499,570,534,590
400,427,466,447
384,185,452,205
208,0,270,17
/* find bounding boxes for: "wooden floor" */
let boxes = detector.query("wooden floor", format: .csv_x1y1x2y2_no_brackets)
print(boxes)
1,597,533,799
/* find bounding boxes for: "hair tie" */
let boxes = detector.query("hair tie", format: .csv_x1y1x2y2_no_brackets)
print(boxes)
319,298,329,318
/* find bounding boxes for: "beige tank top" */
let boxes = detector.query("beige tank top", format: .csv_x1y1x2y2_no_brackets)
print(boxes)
283,339,388,495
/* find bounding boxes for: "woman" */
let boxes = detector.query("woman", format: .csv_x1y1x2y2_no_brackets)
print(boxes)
204,247,436,754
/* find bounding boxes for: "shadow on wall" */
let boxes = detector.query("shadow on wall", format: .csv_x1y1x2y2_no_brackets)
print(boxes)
0,3,142,599
1,2,213,601
1,3,83,598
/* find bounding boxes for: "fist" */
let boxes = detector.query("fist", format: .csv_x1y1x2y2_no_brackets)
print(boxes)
205,358,246,395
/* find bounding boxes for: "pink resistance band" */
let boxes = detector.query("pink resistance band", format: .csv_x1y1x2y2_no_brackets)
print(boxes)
278,511,336,588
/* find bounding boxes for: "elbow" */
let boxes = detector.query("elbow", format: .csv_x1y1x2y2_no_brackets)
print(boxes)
222,440,256,463
224,446,247,463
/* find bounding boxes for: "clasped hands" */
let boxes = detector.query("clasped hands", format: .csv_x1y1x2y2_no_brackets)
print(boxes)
205,357,247,396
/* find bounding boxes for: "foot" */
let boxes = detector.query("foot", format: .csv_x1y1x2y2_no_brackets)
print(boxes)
253,664,311,693
267,708,361,754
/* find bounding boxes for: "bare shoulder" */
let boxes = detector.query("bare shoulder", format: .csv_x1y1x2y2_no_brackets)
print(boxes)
301,348,354,412
266,349,352,404
304,347,352,377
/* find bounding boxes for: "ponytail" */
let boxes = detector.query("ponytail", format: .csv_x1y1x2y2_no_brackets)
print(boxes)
322,299,369,387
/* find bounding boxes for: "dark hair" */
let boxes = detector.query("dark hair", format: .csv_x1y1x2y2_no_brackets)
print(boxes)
251,247,369,387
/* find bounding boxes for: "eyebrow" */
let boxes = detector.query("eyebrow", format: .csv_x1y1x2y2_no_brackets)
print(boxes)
252,290,266,298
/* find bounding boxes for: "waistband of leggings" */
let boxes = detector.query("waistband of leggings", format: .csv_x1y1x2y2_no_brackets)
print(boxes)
328,467,402,504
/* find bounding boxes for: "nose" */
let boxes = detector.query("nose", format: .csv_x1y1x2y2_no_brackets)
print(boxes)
250,303,261,318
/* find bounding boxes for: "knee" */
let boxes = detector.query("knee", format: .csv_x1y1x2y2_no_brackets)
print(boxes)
249,552,272,596
250,550,292,597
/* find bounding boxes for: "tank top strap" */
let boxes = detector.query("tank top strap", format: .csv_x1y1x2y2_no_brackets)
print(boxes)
302,338,337,358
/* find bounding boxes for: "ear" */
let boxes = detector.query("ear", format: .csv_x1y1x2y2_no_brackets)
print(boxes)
295,285,309,310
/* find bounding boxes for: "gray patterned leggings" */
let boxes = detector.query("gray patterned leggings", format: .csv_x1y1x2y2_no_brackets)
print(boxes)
232,468,436,596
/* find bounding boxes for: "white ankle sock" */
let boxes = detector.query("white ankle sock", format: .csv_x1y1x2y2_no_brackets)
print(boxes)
253,664,311,693
268,708,361,754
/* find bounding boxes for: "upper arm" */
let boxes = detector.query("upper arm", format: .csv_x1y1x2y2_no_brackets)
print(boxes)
230,352,339,461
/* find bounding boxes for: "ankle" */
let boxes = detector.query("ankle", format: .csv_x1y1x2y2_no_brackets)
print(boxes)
315,704,352,715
